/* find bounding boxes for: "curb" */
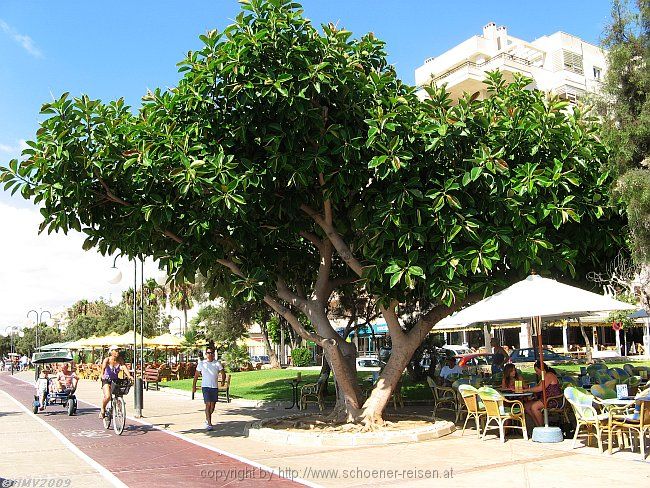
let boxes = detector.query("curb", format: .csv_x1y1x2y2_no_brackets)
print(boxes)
245,413,455,447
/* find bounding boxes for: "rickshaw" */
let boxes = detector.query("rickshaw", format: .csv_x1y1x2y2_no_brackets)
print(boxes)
31,350,78,416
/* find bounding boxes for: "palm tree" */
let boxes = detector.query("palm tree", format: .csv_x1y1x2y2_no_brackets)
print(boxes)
168,280,195,335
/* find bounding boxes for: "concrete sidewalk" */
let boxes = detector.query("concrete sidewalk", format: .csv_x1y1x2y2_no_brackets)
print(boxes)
7,371,650,487
0,384,114,487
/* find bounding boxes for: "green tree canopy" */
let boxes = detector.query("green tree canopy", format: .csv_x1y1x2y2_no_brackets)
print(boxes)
190,303,248,348
0,0,623,423
600,0,650,261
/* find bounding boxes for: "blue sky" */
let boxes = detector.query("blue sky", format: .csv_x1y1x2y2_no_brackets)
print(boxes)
0,0,613,328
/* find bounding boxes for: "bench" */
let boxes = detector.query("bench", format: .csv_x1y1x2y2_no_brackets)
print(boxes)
217,374,231,403
144,367,162,390
300,376,327,411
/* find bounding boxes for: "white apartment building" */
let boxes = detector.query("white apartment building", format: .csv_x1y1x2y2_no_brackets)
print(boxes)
415,22,607,102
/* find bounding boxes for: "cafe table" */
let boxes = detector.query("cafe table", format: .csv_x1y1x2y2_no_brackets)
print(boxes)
500,391,535,400
599,397,636,407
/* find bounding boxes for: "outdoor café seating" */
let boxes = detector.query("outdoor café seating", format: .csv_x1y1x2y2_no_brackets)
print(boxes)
607,388,650,460
477,386,528,442
565,386,610,452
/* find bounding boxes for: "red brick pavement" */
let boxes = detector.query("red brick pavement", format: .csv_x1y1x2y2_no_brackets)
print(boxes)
0,373,305,487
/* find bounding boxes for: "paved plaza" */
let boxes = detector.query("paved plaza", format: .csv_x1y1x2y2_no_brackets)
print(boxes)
1,371,650,487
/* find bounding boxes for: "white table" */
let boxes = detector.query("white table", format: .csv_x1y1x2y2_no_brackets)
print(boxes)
599,397,636,406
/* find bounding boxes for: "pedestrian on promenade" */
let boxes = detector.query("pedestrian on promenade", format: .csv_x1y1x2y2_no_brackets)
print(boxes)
192,347,226,431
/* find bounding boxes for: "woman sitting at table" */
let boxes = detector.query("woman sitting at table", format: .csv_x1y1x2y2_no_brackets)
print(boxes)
523,360,562,427
501,363,523,391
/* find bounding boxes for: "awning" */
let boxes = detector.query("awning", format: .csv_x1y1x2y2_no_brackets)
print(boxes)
350,323,389,338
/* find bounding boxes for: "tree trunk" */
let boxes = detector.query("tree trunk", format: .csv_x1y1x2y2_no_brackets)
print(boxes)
321,337,362,421
260,321,281,369
359,333,420,425
319,357,331,396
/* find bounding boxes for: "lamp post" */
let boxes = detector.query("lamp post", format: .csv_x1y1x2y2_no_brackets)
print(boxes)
2,326,24,375
108,255,144,418
27,310,51,351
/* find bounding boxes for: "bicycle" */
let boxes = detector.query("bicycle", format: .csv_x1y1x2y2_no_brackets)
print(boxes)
102,378,131,435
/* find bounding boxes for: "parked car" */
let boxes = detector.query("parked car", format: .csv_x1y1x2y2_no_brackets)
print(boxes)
508,348,569,363
249,355,270,367
356,356,381,370
456,353,495,368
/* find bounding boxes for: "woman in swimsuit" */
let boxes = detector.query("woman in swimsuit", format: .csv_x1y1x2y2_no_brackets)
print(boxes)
523,360,562,426
100,345,132,418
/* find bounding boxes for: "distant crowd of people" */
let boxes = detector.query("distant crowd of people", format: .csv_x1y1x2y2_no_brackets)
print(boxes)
1,354,30,372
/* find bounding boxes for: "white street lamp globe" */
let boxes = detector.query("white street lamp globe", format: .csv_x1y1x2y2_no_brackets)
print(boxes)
154,269,168,286
18,331,24,338
108,268,123,284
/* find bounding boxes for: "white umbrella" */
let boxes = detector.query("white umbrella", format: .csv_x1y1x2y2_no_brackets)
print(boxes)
434,274,635,329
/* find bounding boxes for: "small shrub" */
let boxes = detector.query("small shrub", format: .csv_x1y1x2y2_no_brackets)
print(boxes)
291,347,312,367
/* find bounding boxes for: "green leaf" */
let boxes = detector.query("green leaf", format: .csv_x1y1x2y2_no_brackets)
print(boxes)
409,266,424,277
389,271,403,288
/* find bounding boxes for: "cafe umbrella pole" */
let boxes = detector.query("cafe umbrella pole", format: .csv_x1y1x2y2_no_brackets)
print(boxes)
531,315,563,443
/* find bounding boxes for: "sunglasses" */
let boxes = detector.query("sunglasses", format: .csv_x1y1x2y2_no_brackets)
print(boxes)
206,351,214,354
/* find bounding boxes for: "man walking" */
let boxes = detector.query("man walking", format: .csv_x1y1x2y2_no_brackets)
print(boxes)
192,348,226,431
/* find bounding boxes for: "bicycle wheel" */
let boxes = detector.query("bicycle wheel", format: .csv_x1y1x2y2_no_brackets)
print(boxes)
102,403,112,429
113,396,126,435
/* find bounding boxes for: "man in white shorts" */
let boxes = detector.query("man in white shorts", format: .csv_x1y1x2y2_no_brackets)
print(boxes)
192,348,226,431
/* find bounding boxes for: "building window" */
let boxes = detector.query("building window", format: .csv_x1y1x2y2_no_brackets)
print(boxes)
593,66,602,80
562,50,584,75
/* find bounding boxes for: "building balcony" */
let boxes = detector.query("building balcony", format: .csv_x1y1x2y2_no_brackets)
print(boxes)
421,52,535,100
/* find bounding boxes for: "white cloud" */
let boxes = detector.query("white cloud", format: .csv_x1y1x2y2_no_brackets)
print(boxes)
0,202,161,331
0,139,29,159
0,19,43,58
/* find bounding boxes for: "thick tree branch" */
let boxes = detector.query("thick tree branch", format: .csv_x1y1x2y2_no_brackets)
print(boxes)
162,230,183,244
300,204,365,277
263,295,325,345
299,231,324,252
379,300,406,342
94,171,130,206
408,293,481,344
318,173,332,226
276,278,311,312
314,240,333,302
216,258,245,278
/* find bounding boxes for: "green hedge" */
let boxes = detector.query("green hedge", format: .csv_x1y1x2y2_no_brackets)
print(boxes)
291,347,312,367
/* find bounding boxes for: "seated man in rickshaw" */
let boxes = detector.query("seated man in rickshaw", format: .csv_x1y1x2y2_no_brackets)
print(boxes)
55,362,78,394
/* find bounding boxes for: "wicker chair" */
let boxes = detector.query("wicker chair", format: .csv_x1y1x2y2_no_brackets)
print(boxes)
565,386,610,452
426,376,457,419
607,397,650,460
477,386,527,442
458,384,486,438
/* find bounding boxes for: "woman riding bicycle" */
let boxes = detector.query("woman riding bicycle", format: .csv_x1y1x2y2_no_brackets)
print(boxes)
100,345,132,418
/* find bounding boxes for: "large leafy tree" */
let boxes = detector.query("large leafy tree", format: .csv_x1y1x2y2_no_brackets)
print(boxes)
600,0,650,261
1,0,622,424
190,304,248,348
